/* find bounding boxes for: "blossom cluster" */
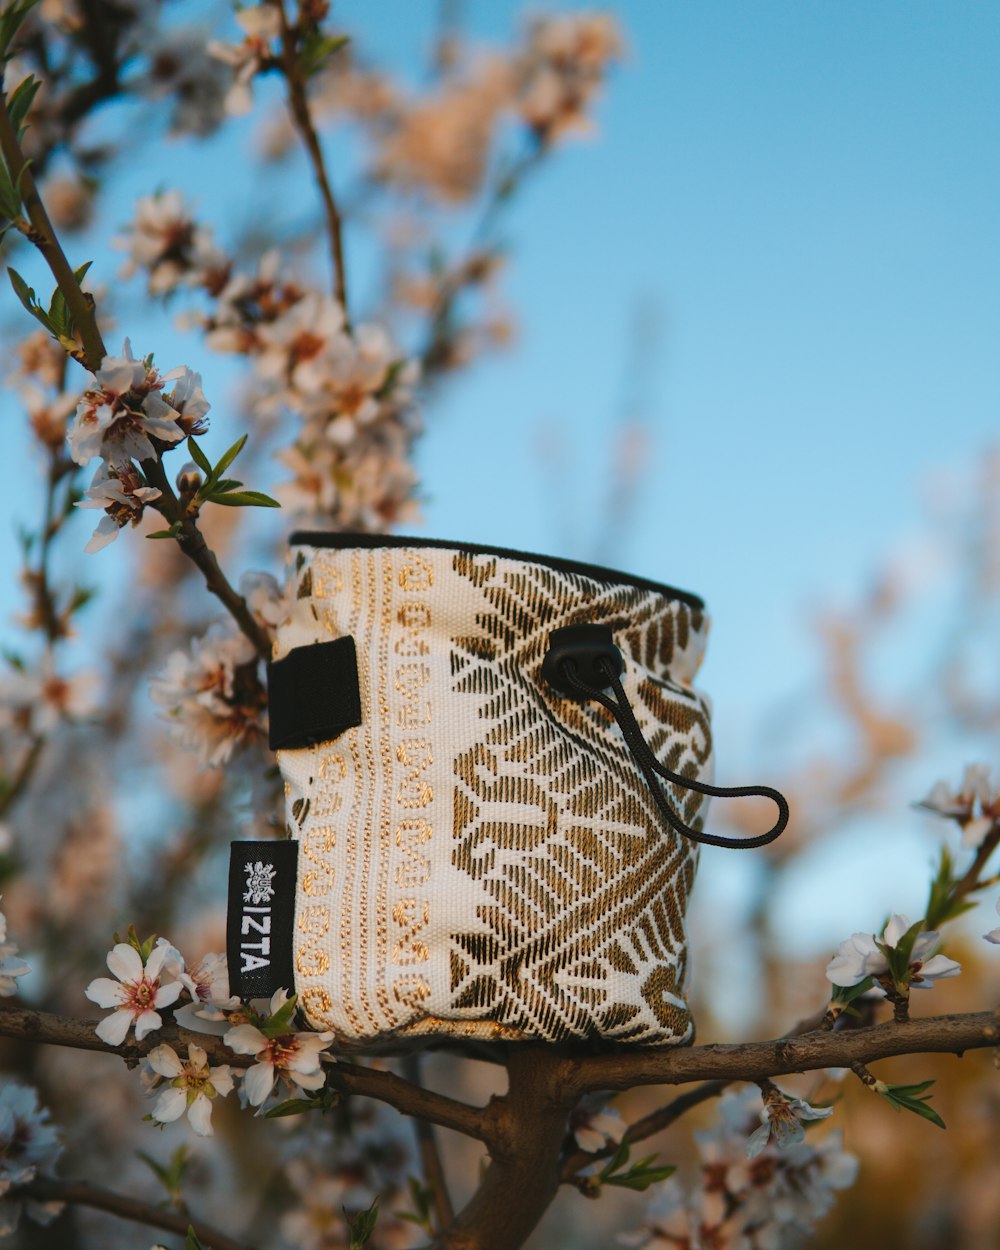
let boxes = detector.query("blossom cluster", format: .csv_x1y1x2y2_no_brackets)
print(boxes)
627,1089,857,1250
84,938,335,1135
196,251,421,529
66,340,211,552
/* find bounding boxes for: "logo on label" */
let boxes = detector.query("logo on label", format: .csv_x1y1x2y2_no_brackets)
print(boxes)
243,861,276,906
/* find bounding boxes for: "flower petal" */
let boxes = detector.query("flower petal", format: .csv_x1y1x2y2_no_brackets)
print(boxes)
153,980,183,1009
95,1008,133,1046
244,1062,275,1106
745,1122,771,1159
85,977,126,1009
224,1023,267,1055
146,1044,183,1078
106,943,143,983
187,1093,214,1136
133,1009,163,1041
152,1087,187,1124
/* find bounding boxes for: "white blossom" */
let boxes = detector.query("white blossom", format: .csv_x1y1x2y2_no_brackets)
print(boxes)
825,913,961,989
67,339,184,468
224,990,333,1107
145,1043,234,1136
84,942,182,1045
76,462,162,553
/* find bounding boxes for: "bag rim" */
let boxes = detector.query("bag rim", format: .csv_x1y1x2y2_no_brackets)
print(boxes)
289,531,705,610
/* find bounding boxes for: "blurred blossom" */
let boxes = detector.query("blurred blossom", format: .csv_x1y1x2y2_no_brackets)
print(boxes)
0,1084,63,1235
0,657,98,736
148,621,266,767
983,899,1000,944
116,190,228,296
142,27,230,136
746,1085,833,1157
918,763,1000,848
208,3,283,116
0,905,30,996
627,1089,857,1250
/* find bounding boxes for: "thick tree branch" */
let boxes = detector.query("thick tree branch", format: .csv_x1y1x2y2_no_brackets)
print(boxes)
20,1177,253,1250
0,1006,492,1142
567,1011,1000,1096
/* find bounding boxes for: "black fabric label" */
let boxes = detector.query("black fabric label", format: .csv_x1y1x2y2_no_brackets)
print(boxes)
226,841,298,1001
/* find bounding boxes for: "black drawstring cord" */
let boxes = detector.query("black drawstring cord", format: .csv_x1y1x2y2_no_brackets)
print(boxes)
558,656,789,850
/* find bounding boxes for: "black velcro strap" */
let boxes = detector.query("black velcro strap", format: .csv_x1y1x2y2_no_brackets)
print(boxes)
267,635,362,750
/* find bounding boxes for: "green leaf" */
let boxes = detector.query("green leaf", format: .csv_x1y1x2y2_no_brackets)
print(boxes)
211,432,248,483
146,524,182,540
597,1142,676,1191
877,1079,946,1130
0,0,41,61
137,1145,191,1205
0,161,19,220
344,1197,379,1249
259,991,298,1037
185,1227,205,1250
8,265,39,316
7,72,40,135
604,1162,676,1191
205,489,281,508
299,31,350,77
261,1087,341,1118
186,435,212,477
831,976,875,1006
73,260,92,284
210,478,244,494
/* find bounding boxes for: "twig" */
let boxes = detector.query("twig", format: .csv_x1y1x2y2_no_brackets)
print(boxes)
559,1080,728,1184
0,80,106,371
275,0,349,319
402,1053,455,1232
139,458,272,660
20,1176,253,1250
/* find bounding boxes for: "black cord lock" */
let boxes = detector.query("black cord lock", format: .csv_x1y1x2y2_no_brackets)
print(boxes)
541,624,624,699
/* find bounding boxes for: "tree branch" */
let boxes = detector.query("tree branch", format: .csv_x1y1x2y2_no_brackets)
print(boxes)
276,0,349,319
20,1177,253,1250
0,1006,493,1142
402,1053,455,1232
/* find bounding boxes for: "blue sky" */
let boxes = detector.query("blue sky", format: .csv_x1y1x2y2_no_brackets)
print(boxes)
3,1,998,952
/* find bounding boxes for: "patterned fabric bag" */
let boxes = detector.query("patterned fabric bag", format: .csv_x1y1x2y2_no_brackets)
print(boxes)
246,535,786,1048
